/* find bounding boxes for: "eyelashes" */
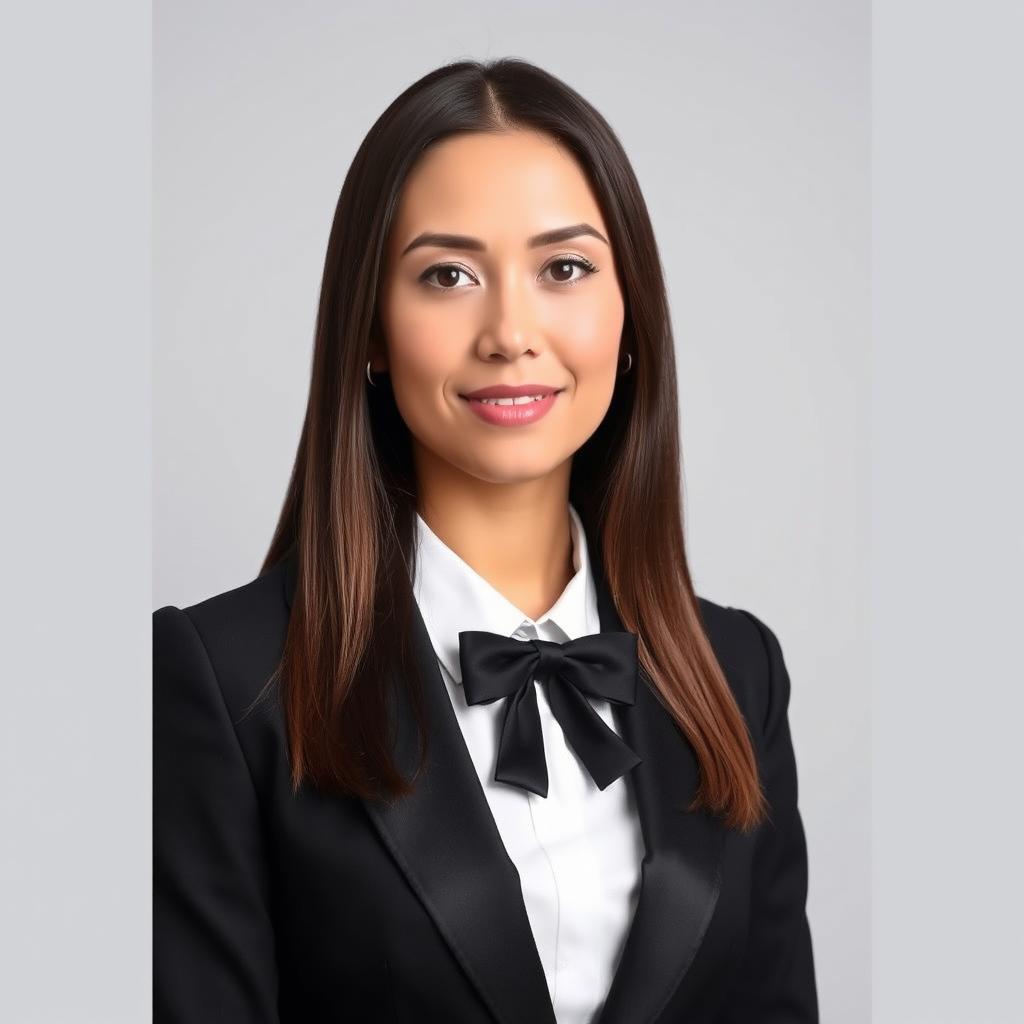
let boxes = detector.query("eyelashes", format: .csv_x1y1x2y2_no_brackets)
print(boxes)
418,255,599,292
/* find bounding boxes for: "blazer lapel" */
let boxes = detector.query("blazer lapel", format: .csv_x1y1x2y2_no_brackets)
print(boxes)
282,546,557,1024
589,544,726,1024
281,540,725,1024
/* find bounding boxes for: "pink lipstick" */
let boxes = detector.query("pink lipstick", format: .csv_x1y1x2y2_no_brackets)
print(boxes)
458,383,564,428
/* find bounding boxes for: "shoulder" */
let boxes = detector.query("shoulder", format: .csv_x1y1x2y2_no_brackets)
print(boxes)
153,557,291,720
694,594,789,738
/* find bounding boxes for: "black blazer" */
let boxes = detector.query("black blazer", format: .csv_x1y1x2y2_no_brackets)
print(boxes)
154,544,818,1023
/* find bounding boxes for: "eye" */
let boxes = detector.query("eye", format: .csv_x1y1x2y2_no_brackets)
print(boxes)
418,255,600,292
541,254,599,287
418,264,478,290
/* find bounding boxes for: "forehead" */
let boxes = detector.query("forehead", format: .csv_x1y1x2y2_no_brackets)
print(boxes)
389,130,607,247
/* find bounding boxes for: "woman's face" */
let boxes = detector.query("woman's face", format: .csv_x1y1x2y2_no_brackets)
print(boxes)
377,129,625,488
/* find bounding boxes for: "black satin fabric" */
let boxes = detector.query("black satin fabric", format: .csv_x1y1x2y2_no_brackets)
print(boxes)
153,542,819,1023
458,628,642,797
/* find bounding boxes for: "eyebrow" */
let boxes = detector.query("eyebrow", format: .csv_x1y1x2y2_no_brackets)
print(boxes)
399,222,609,258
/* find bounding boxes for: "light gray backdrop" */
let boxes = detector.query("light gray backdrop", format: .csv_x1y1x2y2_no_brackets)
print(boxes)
153,2,868,1021
5,1,1022,1022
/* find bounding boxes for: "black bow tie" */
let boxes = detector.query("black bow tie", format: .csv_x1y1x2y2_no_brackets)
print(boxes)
457,629,643,798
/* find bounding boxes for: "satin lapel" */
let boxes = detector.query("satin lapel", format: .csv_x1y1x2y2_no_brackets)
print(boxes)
589,550,727,1024
282,548,556,1024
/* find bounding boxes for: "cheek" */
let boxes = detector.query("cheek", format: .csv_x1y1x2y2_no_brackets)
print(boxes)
384,315,455,405
553,281,624,369
562,313,623,389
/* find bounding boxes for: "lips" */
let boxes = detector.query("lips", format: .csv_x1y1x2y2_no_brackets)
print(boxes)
461,389,562,427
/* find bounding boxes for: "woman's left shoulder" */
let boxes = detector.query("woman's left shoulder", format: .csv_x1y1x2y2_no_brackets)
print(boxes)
695,595,791,735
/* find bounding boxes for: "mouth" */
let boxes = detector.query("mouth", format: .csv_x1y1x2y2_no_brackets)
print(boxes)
458,388,565,427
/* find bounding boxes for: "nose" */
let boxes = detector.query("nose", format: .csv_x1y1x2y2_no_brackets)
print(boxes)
475,267,541,363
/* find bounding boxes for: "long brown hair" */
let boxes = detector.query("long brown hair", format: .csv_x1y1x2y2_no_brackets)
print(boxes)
260,58,766,834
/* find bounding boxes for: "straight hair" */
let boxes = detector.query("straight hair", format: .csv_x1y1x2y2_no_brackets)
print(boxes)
260,58,767,834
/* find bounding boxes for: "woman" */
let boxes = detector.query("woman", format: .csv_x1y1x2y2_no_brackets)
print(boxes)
154,58,818,1023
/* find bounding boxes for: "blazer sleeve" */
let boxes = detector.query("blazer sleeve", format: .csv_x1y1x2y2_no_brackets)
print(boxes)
717,610,819,1023
153,605,280,1023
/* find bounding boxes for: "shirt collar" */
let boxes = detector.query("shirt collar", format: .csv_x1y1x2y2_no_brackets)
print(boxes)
411,502,599,686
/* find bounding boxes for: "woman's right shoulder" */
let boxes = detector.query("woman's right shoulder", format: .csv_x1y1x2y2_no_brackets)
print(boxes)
152,555,292,723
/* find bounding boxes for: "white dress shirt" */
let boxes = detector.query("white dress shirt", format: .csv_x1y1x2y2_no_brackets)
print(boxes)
410,502,647,1024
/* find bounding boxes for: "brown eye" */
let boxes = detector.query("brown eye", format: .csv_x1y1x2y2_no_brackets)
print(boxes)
419,264,476,290
543,255,598,286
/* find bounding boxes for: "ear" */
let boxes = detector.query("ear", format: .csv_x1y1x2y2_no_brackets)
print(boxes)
367,318,390,373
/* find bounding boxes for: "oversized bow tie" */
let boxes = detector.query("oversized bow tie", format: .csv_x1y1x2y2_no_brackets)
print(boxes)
457,630,643,798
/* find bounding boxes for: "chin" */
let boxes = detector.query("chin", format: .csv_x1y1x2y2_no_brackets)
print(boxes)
462,457,566,486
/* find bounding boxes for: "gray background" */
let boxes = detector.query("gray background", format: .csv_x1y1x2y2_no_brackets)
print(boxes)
154,4,868,1021
3,1,1022,1021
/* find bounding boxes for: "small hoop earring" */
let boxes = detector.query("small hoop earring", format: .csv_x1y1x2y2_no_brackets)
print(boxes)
619,352,633,376
366,360,377,387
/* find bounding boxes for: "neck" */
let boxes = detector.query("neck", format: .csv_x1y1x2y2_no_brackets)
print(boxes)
415,456,575,621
